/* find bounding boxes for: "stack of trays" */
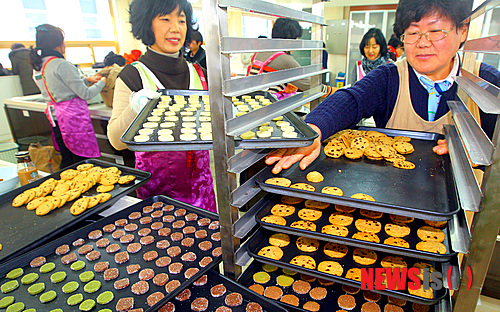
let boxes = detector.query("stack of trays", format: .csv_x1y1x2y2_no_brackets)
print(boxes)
244,128,464,310
0,196,221,311
0,159,151,264
121,90,318,151
239,260,451,312
156,269,288,312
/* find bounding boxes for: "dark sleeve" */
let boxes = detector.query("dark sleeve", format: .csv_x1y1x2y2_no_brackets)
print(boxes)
478,63,500,140
117,64,143,92
305,63,399,139
199,57,207,71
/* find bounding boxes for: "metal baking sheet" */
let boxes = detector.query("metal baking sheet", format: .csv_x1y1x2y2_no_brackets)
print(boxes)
121,90,318,151
246,228,452,305
160,268,288,311
256,127,460,221
0,159,151,264
0,195,221,312
239,260,445,312
254,194,458,261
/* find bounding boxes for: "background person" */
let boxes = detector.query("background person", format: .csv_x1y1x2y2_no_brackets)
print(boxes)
388,34,405,61
266,0,499,174
9,43,40,95
107,0,216,213
185,30,206,70
350,28,393,85
30,24,106,169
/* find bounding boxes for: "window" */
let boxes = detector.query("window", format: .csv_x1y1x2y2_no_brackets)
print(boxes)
241,15,272,39
0,0,117,65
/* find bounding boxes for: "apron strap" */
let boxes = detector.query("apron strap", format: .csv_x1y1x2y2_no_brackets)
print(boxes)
132,61,165,90
41,56,59,103
39,56,59,127
247,52,287,76
189,63,208,90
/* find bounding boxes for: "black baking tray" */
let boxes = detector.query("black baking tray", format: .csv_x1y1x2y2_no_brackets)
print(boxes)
0,159,150,264
256,127,460,221
0,195,221,312
255,194,458,261
239,260,445,312
121,89,318,151
246,228,452,305
160,268,288,311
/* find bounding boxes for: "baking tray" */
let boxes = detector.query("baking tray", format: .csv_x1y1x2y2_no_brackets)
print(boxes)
121,89,318,151
254,194,459,261
0,195,221,312
158,268,288,312
246,228,452,305
0,159,150,264
256,127,460,221
239,260,445,312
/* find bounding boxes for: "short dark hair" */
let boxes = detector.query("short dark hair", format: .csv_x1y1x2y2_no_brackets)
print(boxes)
10,43,25,50
388,34,403,49
393,0,473,39
129,0,197,48
29,24,65,71
272,18,303,39
104,51,126,67
359,28,388,57
190,30,203,44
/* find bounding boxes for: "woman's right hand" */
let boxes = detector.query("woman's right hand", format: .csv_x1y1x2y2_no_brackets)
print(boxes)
265,124,322,174
100,77,107,85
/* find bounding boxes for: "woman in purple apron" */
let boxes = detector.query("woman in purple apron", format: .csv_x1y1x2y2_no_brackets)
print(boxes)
107,0,216,213
30,24,106,169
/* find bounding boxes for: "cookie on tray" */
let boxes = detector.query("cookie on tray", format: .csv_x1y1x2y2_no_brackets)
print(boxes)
352,232,380,243
289,183,315,192
290,255,316,269
269,233,290,248
323,242,348,258
304,200,330,210
353,248,378,265
328,212,353,226
355,219,382,234
321,186,343,196
257,246,284,260
416,241,447,254
384,237,410,248
270,204,295,217
417,226,445,242
321,225,349,237
290,220,317,231
296,237,320,252
318,261,343,276
261,215,287,226
385,223,411,238
297,208,322,221
306,171,324,183
264,177,292,187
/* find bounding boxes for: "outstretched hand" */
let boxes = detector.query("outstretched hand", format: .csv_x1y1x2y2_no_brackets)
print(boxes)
265,124,322,174
432,139,449,155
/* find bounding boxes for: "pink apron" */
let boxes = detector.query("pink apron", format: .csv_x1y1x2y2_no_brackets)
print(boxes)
132,61,216,213
42,57,101,158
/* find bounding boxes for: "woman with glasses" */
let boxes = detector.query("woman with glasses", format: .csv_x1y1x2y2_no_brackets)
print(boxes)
265,0,499,174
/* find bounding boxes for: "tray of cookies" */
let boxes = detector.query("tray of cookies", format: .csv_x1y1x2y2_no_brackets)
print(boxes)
0,159,151,264
254,194,459,261
239,260,451,312
120,89,318,152
155,268,288,312
257,127,460,221
0,195,221,312
246,228,454,305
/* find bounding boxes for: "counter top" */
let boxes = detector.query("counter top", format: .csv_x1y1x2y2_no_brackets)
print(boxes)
3,94,112,120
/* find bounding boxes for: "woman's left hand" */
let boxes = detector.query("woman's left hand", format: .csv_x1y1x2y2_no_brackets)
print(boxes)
433,139,449,155
86,74,102,84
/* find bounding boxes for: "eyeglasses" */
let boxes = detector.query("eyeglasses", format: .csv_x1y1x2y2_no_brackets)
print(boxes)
401,28,454,44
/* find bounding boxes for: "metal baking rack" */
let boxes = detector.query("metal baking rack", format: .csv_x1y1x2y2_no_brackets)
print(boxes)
0,159,151,264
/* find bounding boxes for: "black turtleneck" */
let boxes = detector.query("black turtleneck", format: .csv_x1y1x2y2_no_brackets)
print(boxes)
118,48,199,92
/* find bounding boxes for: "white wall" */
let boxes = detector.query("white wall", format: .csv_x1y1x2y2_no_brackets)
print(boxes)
114,0,146,55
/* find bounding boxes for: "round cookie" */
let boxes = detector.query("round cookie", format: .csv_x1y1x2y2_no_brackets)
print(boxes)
344,147,363,159
384,237,410,248
253,272,270,284
352,232,380,243
269,233,290,247
277,275,294,287
289,183,315,192
270,204,295,217
416,241,447,254
355,219,382,234
323,242,348,258
296,237,320,252
290,255,316,269
321,186,343,196
345,268,362,281
328,212,353,226
321,224,349,237
393,141,414,154
351,193,375,201
306,171,324,183
360,209,383,219
264,177,292,187
381,256,407,268
258,246,284,260
317,261,343,276
393,160,416,170
297,208,322,221
353,248,378,265
390,214,415,224
385,223,411,238
281,195,303,205
304,200,330,210
261,215,286,226
417,226,445,242
290,220,317,231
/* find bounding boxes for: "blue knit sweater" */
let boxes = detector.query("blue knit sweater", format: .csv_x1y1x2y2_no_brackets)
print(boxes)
305,61,500,140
